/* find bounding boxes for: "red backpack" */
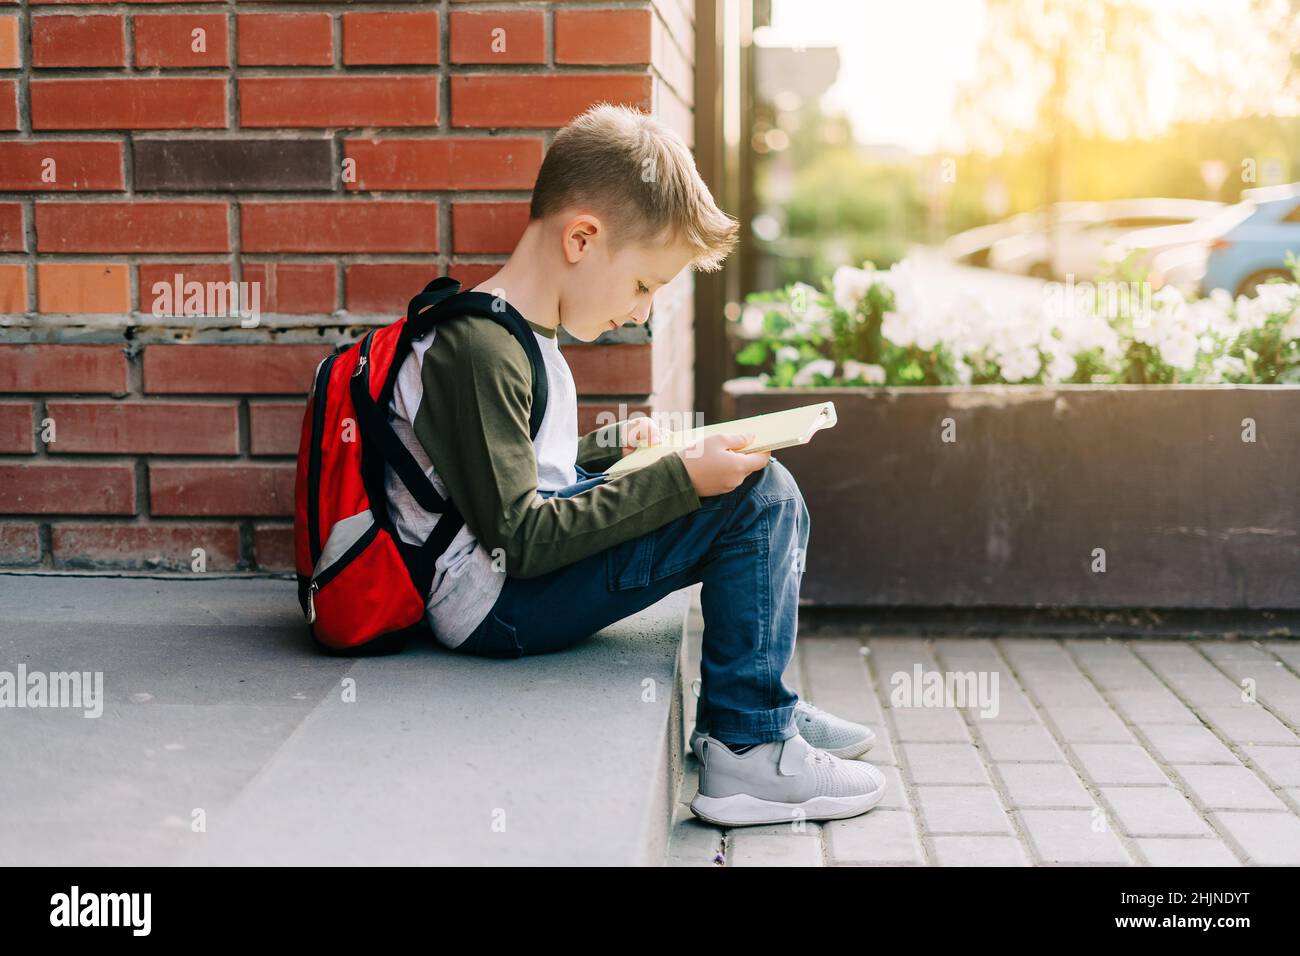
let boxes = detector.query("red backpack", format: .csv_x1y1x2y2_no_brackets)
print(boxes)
293,277,551,653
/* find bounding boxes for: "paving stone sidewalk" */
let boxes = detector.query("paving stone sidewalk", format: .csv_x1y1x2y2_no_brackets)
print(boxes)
669,597,1300,867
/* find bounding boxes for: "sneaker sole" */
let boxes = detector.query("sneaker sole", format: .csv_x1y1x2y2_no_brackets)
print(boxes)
689,785,884,827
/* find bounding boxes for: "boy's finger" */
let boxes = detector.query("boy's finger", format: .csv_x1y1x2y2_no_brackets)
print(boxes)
723,431,757,450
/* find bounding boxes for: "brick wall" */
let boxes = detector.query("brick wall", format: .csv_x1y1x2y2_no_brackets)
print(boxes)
0,0,698,572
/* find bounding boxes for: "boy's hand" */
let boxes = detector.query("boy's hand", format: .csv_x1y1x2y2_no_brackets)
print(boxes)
676,432,770,497
619,416,661,456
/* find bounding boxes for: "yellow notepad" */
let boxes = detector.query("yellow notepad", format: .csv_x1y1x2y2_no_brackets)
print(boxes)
604,401,838,478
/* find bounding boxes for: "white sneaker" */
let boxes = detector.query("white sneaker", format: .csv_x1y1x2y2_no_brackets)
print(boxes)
688,681,876,759
689,731,886,827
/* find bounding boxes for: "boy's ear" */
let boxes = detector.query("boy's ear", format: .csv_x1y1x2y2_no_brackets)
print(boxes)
561,213,602,264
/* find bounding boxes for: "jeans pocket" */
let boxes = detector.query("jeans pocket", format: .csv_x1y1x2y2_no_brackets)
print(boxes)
458,609,524,659
606,533,655,591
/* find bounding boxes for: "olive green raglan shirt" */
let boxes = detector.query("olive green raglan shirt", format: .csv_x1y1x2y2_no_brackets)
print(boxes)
411,314,702,580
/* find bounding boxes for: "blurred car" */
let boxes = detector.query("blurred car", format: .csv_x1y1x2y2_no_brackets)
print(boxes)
1150,242,1212,296
1201,183,1300,298
942,212,1039,269
989,198,1223,281
987,202,1101,278
1052,198,1224,280
1116,202,1257,289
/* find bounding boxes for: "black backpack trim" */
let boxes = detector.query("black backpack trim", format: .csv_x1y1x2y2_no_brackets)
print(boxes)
346,276,551,602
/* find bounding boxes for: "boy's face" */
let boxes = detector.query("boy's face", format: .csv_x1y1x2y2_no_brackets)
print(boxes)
557,213,697,342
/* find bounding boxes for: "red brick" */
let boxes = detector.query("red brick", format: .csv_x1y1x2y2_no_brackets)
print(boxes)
0,264,26,312
249,401,304,455
45,401,240,454
450,10,543,64
149,463,295,517
452,202,529,254
0,15,18,68
0,523,41,566
0,202,22,251
31,78,227,129
237,13,332,66
566,344,653,394
241,201,437,253
345,263,443,314
0,402,33,452
0,80,16,130
239,76,438,128
33,0,214,4
36,201,229,253
0,344,128,393
253,523,294,571
138,263,233,314
143,343,331,395
555,8,652,65
52,523,242,571
0,463,136,514
451,74,651,128
32,14,126,67
37,262,131,313
0,140,125,191
134,14,228,68
343,137,542,191
343,11,439,65
241,262,336,315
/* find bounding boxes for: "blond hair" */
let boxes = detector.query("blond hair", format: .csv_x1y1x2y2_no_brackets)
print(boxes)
529,103,739,272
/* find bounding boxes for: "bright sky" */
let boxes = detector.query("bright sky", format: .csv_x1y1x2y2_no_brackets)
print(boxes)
756,0,985,153
755,0,1297,155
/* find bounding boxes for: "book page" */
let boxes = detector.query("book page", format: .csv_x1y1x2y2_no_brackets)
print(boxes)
605,401,837,478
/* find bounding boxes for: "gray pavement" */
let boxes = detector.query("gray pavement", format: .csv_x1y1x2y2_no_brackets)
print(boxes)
671,612,1300,866
0,574,689,865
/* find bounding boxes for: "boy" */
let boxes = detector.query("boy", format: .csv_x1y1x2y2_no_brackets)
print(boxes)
386,103,884,827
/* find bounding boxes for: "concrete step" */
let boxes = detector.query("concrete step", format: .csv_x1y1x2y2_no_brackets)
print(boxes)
0,574,691,865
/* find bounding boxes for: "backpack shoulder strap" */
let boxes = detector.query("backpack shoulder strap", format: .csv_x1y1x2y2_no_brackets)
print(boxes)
415,288,551,441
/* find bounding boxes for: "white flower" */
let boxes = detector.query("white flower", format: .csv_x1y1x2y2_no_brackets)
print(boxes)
1152,284,1187,313
775,345,800,365
881,257,947,352
740,304,765,338
999,347,1041,382
842,360,886,385
881,308,916,348
1232,286,1298,332
791,358,835,386
831,265,876,314
1160,333,1199,372
1044,352,1077,383
1212,355,1247,380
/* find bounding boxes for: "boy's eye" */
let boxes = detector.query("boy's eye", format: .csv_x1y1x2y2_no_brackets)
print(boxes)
636,282,649,295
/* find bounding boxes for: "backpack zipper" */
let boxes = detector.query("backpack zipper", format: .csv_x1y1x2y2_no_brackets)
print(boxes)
307,520,381,624
307,352,338,568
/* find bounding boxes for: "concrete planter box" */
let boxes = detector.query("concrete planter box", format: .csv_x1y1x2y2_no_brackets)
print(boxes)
721,381,1300,611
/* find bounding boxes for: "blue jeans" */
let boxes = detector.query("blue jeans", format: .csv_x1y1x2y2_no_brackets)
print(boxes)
451,455,809,745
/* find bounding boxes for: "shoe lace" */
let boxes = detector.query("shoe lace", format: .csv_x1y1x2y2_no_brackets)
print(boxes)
797,699,829,723
805,744,837,766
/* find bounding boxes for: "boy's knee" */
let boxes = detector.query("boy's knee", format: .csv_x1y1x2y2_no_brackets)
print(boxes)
755,456,804,509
